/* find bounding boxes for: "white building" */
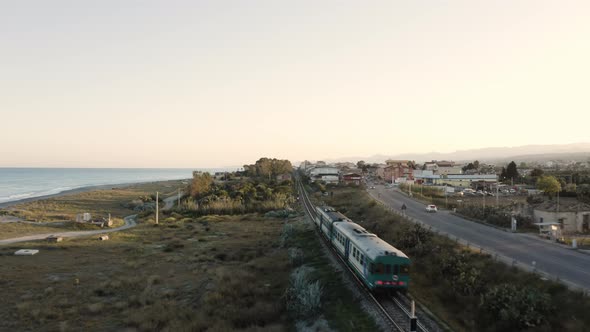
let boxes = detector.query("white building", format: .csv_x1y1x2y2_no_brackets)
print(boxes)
533,199,590,234
308,167,340,184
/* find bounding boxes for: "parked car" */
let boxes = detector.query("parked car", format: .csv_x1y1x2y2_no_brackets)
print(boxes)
425,205,437,213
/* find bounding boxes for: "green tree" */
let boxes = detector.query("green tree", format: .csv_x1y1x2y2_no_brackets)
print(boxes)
190,172,213,198
537,175,561,198
506,161,519,183
473,160,480,170
577,184,590,203
530,168,544,178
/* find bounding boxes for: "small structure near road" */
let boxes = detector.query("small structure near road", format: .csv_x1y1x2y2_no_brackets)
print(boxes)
14,249,39,256
98,235,109,241
46,235,63,243
533,199,590,235
76,212,113,228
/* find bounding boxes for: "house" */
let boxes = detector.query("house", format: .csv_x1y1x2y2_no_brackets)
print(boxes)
533,199,590,234
384,160,414,183
342,173,362,185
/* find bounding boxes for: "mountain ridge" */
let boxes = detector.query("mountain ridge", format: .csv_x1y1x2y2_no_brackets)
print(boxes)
313,142,590,165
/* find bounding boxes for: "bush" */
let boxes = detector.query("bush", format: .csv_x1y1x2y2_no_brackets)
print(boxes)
288,247,304,267
285,266,323,319
479,284,551,330
279,223,296,248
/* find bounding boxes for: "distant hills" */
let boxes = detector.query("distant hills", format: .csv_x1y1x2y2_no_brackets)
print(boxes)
320,143,590,165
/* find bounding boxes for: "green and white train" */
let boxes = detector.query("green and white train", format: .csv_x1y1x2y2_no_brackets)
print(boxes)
315,206,410,291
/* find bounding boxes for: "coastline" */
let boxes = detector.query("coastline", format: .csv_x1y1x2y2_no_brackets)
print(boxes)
0,180,188,209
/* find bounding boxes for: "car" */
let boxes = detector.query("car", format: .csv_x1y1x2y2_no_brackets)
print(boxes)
370,186,375,189
425,204,437,213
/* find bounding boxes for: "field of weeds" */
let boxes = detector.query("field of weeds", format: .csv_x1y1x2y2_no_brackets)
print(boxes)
0,180,184,239
0,215,291,331
4,180,186,222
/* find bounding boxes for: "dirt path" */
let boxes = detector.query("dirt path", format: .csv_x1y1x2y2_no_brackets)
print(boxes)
0,193,182,246
0,214,137,245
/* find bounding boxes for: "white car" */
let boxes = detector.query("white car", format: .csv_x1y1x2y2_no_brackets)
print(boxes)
425,204,437,213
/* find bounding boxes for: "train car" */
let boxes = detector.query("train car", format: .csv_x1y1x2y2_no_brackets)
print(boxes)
315,206,350,239
333,221,410,292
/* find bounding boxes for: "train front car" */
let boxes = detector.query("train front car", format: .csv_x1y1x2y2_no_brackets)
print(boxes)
334,222,410,293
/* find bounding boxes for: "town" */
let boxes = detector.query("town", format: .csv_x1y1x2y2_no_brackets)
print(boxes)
304,158,590,242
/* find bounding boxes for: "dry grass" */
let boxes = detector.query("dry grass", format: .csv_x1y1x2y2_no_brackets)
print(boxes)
0,180,184,239
0,214,291,331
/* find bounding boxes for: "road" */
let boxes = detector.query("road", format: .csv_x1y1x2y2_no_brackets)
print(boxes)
0,193,181,246
369,185,590,291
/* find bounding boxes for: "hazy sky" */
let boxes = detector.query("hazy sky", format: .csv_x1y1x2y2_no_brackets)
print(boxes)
1,1,589,167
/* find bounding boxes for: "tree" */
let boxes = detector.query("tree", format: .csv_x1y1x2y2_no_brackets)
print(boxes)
190,172,213,198
537,175,561,198
473,160,480,170
243,157,293,181
499,167,507,181
530,168,544,178
505,161,519,183
462,163,475,173
577,184,590,203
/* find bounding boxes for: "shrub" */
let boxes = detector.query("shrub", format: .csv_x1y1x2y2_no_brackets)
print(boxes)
279,223,296,248
288,247,304,267
285,266,323,319
479,284,552,330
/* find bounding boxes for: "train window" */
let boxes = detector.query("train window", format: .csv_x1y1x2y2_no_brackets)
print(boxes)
360,255,364,265
376,263,384,274
385,264,391,274
370,263,375,274
401,265,410,274
393,265,399,275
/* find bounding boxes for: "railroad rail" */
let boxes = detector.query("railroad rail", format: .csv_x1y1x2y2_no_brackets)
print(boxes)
296,177,430,332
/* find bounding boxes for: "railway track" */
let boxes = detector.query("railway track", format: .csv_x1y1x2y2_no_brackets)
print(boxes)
296,177,432,332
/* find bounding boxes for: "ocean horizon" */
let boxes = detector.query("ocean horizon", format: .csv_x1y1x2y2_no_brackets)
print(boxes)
0,167,236,204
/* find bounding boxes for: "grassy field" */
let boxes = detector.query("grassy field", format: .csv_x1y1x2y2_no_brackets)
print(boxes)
283,217,380,331
0,178,385,331
314,184,590,332
0,180,185,240
0,214,292,331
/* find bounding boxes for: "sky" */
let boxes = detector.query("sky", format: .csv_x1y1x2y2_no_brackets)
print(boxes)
1,1,589,168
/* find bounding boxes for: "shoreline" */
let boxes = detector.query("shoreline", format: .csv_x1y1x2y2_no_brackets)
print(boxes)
0,179,189,209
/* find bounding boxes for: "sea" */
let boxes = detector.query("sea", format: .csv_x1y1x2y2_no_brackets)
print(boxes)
0,168,233,204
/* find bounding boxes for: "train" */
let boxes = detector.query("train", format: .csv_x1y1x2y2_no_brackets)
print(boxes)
314,205,410,292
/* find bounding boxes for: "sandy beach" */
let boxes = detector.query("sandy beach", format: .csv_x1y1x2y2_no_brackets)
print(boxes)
0,180,187,209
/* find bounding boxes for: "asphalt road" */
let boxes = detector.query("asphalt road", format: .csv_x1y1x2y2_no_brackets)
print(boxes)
369,185,590,291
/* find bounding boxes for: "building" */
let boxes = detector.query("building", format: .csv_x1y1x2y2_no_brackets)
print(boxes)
308,167,340,184
413,170,440,185
434,174,497,188
341,173,362,185
385,160,414,183
533,199,590,234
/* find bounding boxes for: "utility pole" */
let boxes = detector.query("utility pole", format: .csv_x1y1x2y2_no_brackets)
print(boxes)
155,191,159,225
178,188,181,207
496,183,499,207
